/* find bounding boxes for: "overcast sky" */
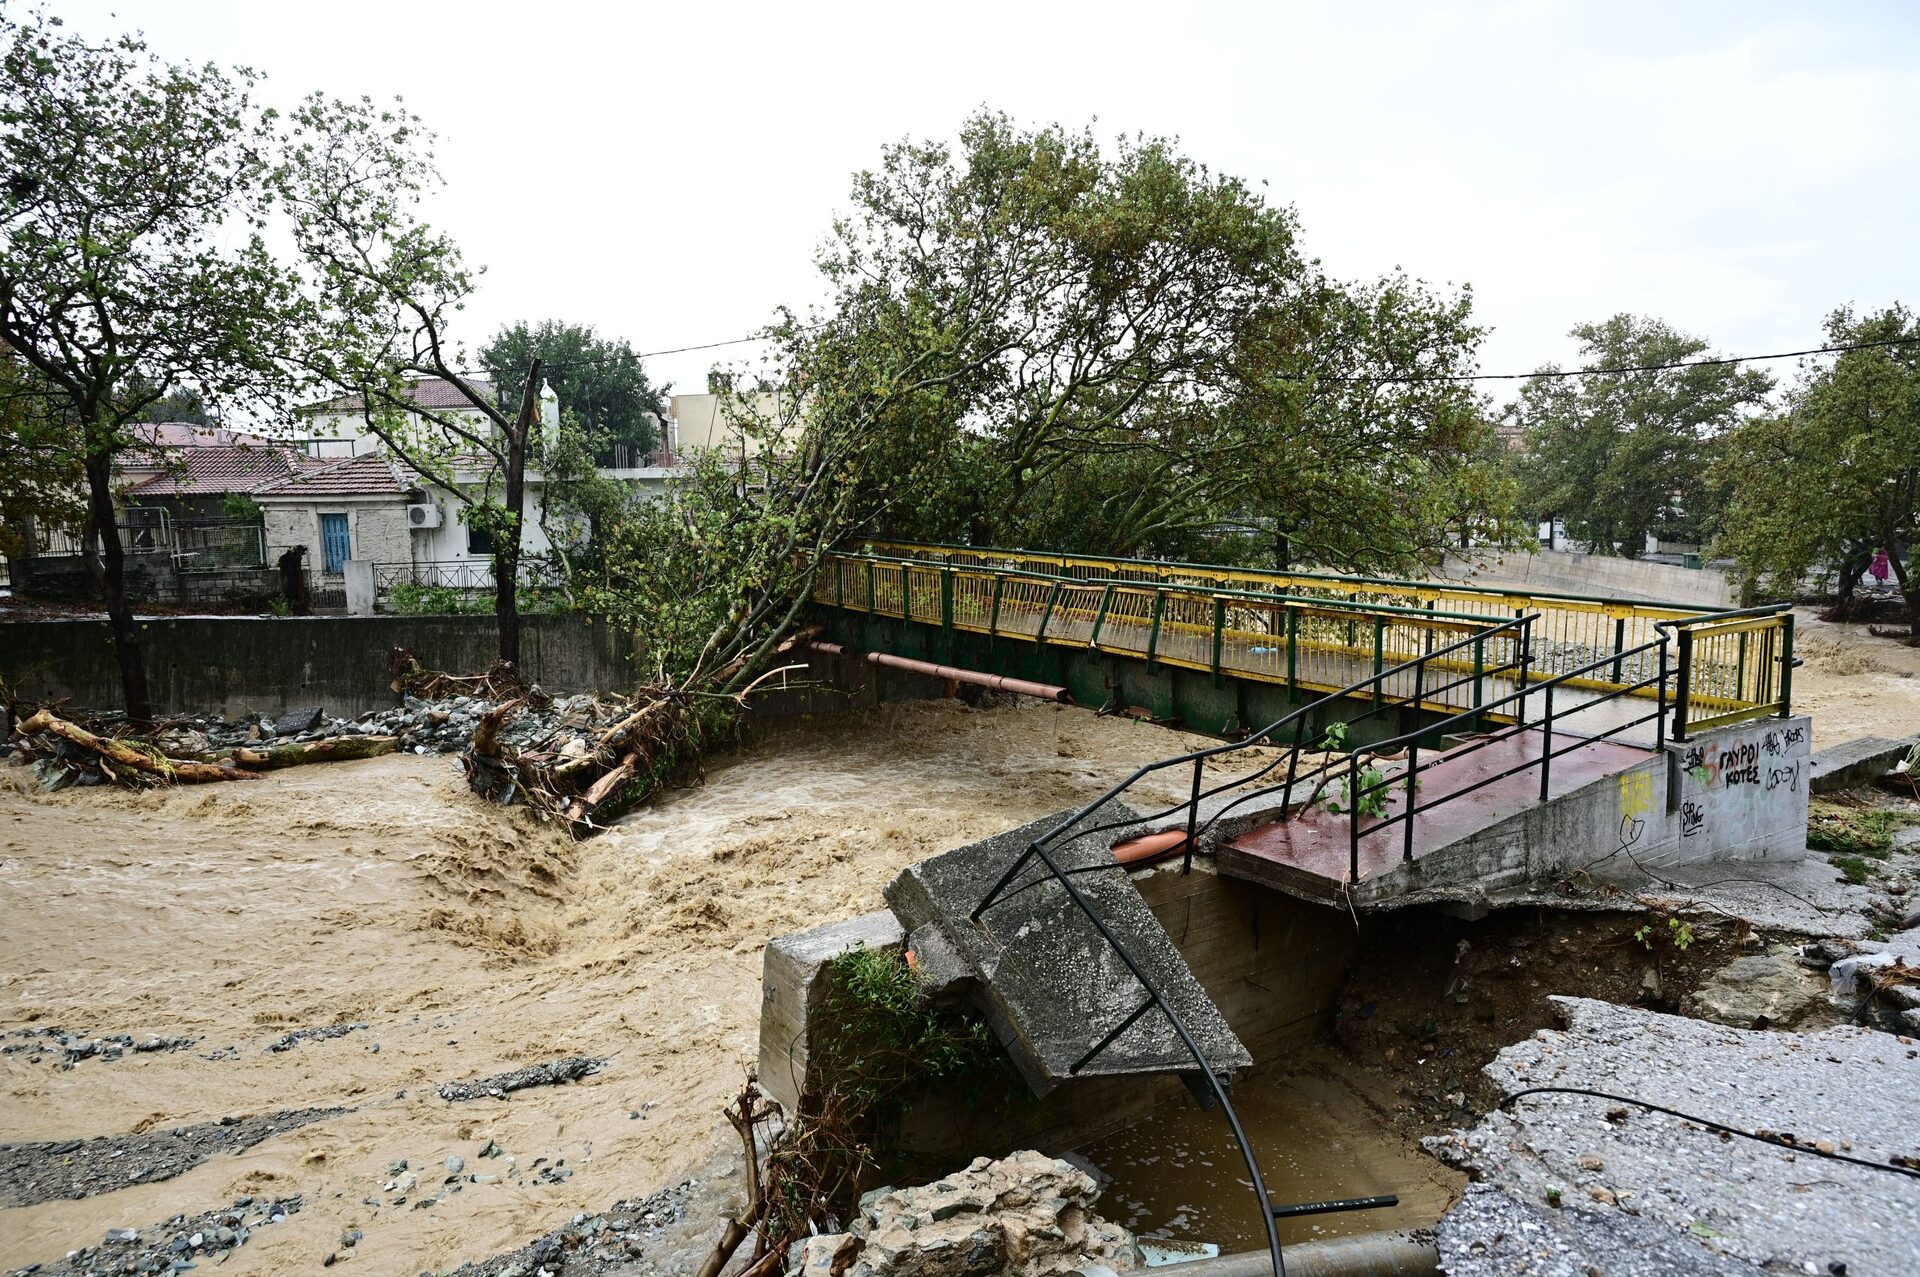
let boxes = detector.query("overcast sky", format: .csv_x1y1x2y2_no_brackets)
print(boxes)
55,0,1920,402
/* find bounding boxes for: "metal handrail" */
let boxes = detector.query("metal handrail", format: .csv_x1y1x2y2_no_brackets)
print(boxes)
1343,636,1674,878
830,551,1507,625
962,614,1537,1277
856,537,1735,617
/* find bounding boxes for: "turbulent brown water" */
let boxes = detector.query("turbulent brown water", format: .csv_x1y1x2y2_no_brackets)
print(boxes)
1085,1062,1461,1252
0,699,1226,1274
5,615,1901,1273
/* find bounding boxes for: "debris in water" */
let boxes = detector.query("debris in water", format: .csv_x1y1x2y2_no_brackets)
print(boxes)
437,1056,605,1102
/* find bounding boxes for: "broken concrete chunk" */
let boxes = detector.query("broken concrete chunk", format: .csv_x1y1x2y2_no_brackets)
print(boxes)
273,706,324,736
1683,951,1830,1030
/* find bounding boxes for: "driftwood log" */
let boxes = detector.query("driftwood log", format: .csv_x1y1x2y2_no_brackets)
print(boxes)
18,710,258,784
229,736,400,769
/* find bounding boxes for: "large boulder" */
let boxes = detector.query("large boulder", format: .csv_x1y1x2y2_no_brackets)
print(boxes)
789,1150,1140,1277
1682,949,1830,1030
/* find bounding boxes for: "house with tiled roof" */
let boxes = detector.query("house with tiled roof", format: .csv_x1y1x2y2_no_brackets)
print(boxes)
249,449,575,583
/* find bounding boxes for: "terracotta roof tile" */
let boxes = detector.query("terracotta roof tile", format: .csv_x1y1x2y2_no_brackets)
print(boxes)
300,377,496,416
122,445,306,498
252,453,420,498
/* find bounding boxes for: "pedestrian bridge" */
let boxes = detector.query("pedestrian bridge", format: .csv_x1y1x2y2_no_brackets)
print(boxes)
795,541,1810,1275
807,541,1804,906
811,540,1793,745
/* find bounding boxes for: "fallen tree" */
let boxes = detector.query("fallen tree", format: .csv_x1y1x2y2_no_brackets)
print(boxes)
15,709,258,785
10,707,402,789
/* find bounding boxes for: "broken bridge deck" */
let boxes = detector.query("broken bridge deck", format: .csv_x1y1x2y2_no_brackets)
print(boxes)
1219,728,1655,905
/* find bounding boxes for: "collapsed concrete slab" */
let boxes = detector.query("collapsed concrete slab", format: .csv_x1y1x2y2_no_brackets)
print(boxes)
1808,733,1918,793
1427,996,1920,1277
884,801,1252,1096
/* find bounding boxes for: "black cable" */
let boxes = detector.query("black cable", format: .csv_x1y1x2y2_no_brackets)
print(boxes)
1499,1086,1920,1180
1306,335,1920,384
511,330,1920,381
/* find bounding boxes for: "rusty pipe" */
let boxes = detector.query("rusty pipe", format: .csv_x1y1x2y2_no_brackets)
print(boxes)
807,642,1071,704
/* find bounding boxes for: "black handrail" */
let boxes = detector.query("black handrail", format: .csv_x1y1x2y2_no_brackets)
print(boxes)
962,612,1539,1277
1341,635,1673,877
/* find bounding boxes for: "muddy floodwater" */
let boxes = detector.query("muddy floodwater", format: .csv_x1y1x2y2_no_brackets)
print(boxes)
0,700,1235,1273
1086,1061,1462,1252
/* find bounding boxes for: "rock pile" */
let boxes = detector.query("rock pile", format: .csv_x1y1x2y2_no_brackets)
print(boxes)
790,1151,1141,1277
16,1196,303,1276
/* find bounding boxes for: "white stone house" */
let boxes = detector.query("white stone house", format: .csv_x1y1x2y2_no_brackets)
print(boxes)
252,450,574,588
288,376,559,460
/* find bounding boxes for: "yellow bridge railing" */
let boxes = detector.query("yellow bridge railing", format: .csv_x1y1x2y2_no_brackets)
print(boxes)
822,543,1795,737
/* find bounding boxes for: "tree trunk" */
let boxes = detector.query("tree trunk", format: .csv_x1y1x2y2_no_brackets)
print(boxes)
20,710,255,783
230,736,400,769
84,451,154,722
494,358,543,669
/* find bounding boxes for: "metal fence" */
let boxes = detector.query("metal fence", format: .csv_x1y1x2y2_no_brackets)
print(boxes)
823,546,1797,733
851,540,1793,724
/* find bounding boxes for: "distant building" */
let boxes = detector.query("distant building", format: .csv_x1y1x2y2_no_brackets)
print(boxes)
289,376,558,460
667,389,791,458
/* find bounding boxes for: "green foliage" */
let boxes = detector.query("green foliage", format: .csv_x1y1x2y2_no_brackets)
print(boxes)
387,581,562,617
480,320,666,463
137,386,213,426
1806,799,1910,855
220,492,262,522
1634,915,1695,951
824,946,1011,1092
1328,763,1392,819
0,8,308,715
1713,306,1919,613
265,595,291,617
1829,855,1874,886
1513,315,1773,556
757,944,1020,1240
791,111,1520,573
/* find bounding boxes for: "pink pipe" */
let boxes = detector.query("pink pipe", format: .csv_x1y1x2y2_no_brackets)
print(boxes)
807,642,1072,704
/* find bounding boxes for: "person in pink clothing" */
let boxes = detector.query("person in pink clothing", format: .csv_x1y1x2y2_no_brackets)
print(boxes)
1868,547,1891,587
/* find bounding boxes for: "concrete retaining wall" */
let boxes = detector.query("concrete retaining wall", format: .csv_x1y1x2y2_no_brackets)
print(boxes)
0,614,635,717
1365,716,1812,906
759,860,1355,1157
1439,549,1735,608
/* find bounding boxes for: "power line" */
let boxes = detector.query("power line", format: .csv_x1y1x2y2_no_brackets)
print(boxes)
1500,1085,1920,1181
501,331,1920,385
1318,335,1920,385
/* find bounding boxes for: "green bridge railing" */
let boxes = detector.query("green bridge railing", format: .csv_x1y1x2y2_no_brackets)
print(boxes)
818,545,1794,737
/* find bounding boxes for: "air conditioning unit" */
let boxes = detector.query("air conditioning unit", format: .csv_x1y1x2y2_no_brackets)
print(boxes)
406,502,443,529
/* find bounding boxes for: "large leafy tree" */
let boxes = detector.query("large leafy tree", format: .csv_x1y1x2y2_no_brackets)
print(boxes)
788,111,1515,570
276,95,547,666
0,10,301,719
480,320,666,465
1511,315,1774,557
1714,306,1919,616
0,345,84,560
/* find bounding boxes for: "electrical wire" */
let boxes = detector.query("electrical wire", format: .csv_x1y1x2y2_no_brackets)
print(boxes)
1309,335,1920,385
1498,1085,1920,1180
480,331,1920,384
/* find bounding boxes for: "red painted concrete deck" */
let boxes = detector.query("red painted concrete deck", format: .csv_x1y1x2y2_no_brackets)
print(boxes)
1218,728,1652,904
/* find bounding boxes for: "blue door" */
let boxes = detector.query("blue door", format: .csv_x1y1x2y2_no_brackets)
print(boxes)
320,513,350,574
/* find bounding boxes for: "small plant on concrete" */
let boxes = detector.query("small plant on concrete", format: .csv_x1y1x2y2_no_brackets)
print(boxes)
266,595,291,617
1830,854,1875,886
1807,799,1909,855
1633,914,1695,951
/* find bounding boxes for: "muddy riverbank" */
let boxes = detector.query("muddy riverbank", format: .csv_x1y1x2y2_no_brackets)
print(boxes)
0,699,1220,1274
